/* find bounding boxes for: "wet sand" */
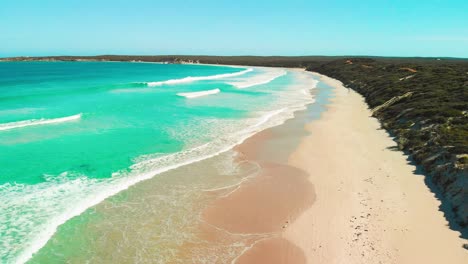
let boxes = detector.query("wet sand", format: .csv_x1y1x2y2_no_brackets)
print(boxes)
201,126,315,263
203,161,312,234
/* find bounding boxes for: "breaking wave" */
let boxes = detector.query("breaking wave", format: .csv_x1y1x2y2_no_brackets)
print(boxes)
177,88,220,98
229,70,287,89
0,114,82,131
145,68,253,87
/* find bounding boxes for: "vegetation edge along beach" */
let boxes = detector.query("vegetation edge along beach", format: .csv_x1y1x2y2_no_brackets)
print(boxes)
4,55,466,235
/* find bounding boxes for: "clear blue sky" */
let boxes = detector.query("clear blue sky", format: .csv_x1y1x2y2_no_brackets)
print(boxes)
1,0,467,58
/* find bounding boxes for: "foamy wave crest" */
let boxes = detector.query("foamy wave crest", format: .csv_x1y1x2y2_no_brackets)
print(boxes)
146,68,253,87
177,88,220,98
7,70,320,264
0,114,82,131
229,70,286,89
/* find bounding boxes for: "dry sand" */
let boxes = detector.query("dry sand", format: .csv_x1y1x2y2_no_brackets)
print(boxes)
286,72,467,263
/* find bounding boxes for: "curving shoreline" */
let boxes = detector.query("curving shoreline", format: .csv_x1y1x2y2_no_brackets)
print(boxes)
197,69,328,263
6,64,465,263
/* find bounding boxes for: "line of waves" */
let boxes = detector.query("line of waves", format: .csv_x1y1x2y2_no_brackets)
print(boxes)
5,71,319,264
0,114,82,131
177,88,221,98
145,68,253,87
229,70,287,89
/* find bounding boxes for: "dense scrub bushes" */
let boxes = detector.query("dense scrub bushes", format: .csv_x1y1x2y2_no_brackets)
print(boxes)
308,58,468,230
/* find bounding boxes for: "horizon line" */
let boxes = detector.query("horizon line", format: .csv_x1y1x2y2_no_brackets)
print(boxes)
1,54,468,60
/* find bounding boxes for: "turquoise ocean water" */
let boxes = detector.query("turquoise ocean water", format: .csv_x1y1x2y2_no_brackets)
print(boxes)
0,62,317,263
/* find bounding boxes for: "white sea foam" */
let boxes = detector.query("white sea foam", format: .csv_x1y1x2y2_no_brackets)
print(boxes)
7,70,320,264
177,88,220,98
229,70,287,89
0,114,82,131
146,68,253,87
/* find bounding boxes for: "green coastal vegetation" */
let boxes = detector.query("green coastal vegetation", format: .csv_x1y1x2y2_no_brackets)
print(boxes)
2,55,467,233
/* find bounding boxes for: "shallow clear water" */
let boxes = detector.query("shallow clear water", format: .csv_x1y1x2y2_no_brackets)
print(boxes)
0,62,317,263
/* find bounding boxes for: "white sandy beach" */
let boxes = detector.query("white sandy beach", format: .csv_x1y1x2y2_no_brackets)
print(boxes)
285,72,467,263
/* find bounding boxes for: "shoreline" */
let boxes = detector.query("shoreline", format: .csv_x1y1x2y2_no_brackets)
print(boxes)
199,70,329,263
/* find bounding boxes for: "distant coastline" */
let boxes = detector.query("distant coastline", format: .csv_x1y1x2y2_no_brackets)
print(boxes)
2,55,467,67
